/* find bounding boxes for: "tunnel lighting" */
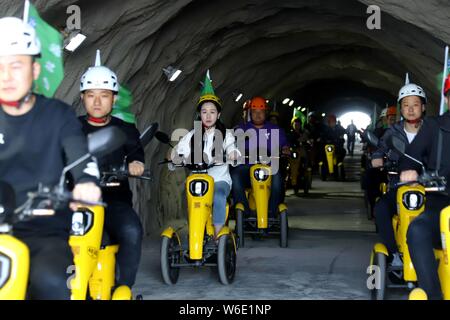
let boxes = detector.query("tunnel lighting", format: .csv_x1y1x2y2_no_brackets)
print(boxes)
163,66,182,82
282,98,290,105
301,107,306,112
289,100,294,107
266,100,269,103
322,113,326,117
235,93,243,102
64,32,86,52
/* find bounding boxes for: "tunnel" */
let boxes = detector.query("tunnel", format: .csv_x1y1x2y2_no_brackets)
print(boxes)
3,0,449,237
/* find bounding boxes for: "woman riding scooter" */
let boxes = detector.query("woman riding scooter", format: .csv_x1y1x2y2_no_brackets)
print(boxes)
169,72,239,239
372,81,426,278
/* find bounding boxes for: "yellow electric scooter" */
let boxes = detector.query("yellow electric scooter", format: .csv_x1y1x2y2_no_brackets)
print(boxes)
234,154,288,248
0,127,130,300
156,132,237,285
288,143,312,195
367,133,447,299
71,122,158,300
318,142,345,181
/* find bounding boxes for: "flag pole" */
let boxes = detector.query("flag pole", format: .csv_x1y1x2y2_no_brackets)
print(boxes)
23,0,30,23
440,46,449,115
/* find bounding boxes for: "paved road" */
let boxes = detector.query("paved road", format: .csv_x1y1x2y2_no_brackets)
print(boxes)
134,144,406,300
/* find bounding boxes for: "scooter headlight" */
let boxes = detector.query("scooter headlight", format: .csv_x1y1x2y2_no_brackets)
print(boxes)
0,253,11,289
402,192,424,211
326,146,334,152
254,168,269,182
189,180,209,197
70,210,93,236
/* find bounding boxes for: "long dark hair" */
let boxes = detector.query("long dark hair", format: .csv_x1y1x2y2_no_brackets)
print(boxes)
189,101,227,163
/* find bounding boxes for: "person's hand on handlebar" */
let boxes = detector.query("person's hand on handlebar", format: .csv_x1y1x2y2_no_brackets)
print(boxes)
129,160,145,176
400,170,419,183
70,182,102,211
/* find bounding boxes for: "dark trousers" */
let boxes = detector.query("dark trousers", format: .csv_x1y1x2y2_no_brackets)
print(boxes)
104,201,143,288
374,189,398,254
347,137,355,156
407,193,449,300
231,165,283,218
21,236,73,300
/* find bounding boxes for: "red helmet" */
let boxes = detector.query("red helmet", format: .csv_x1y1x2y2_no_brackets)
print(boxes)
387,106,397,117
327,114,336,122
444,74,450,96
249,96,268,110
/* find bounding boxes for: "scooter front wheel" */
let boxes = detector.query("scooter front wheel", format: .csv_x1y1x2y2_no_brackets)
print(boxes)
236,209,245,248
160,235,180,285
369,251,387,300
217,234,237,285
280,211,288,248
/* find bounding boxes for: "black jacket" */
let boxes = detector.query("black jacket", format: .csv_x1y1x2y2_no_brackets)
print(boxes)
0,95,98,238
372,120,420,163
399,113,450,194
79,116,144,205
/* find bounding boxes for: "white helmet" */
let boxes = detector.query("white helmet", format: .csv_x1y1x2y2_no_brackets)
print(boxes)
0,17,41,56
379,108,387,119
398,83,427,103
80,50,119,93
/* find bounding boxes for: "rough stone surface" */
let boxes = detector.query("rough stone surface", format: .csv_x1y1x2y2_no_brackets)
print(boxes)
1,0,449,234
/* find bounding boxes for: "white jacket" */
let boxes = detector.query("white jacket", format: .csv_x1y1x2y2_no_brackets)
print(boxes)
171,128,239,187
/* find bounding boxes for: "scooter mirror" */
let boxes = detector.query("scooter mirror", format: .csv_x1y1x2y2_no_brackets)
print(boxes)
387,135,406,155
140,123,159,149
155,131,171,145
364,130,379,148
87,126,127,158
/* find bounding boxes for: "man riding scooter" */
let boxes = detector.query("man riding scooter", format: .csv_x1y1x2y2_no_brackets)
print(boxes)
371,82,426,278
365,106,398,218
400,75,450,300
287,117,311,194
78,50,145,290
0,17,101,299
231,96,290,225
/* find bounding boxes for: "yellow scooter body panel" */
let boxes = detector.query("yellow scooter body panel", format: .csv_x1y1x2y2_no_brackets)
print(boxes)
289,147,301,186
0,235,29,300
439,206,450,299
324,145,335,174
186,174,214,260
69,205,104,300
89,245,118,300
396,185,425,282
250,164,272,229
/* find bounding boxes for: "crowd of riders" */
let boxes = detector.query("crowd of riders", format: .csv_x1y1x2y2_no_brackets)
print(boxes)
2,11,450,301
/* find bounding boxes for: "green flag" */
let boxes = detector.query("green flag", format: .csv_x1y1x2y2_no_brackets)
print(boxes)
112,85,136,124
437,46,449,115
292,107,306,129
25,1,64,97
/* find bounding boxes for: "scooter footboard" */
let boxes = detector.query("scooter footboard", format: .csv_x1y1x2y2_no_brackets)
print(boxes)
439,206,450,299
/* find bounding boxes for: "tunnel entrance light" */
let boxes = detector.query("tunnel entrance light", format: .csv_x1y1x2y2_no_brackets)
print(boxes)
289,100,294,107
63,30,86,52
282,98,290,105
163,66,182,82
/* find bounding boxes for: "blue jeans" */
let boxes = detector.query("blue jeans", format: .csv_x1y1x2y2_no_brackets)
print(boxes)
231,164,283,218
213,181,231,225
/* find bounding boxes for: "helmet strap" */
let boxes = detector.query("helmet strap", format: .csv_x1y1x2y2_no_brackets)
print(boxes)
0,90,33,109
88,114,110,124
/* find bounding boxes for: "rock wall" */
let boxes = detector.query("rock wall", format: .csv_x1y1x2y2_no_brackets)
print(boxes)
1,0,449,235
